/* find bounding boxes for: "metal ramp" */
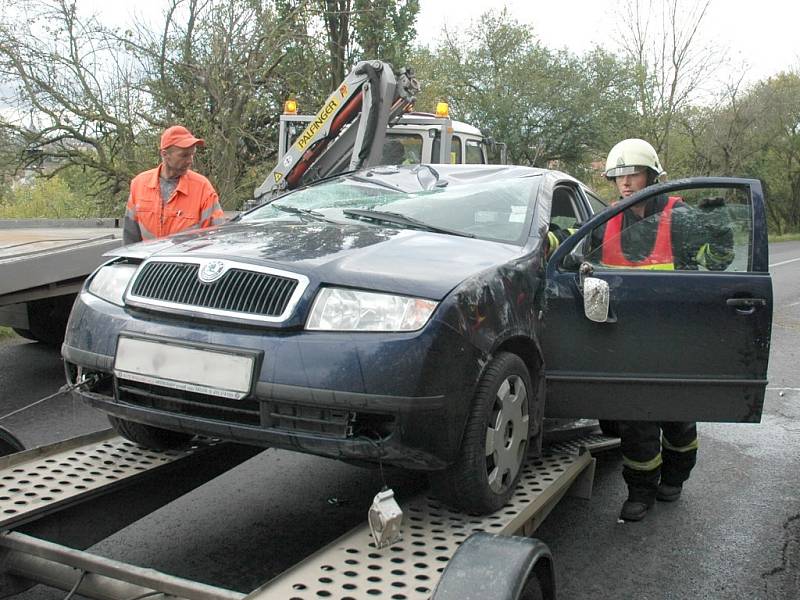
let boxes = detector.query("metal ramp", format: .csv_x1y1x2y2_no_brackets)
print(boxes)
0,429,208,529
245,451,593,600
0,431,618,600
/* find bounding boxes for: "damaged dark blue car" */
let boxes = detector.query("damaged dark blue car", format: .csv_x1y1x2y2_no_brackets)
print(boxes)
63,164,772,514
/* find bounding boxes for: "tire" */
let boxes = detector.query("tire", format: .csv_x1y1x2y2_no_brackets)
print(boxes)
12,328,37,341
0,426,25,457
599,419,621,438
518,576,544,600
108,415,194,450
431,532,554,600
25,295,75,347
432,352,532,515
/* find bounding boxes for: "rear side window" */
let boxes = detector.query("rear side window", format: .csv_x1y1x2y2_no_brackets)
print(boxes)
585,191,608,214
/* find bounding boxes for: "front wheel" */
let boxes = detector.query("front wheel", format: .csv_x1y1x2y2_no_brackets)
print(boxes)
431,352,533,515
108,416,194,450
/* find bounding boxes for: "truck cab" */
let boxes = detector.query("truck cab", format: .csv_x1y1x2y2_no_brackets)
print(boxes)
379,111,503,166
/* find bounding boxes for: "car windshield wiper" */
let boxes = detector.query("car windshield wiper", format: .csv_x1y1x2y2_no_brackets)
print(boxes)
346,174,405,192
269,204,338,223
342,209,475,238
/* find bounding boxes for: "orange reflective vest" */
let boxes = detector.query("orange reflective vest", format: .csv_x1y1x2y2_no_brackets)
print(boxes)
124,165,224,244
601,196,680,270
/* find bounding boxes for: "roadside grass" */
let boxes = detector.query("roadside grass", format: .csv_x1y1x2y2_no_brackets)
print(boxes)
0,326,17,340
769,233,800,242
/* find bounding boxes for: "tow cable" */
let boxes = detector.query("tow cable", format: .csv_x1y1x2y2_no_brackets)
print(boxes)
0,375,101,423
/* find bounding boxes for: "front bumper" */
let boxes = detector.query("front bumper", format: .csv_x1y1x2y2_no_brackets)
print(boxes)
63,292,481,469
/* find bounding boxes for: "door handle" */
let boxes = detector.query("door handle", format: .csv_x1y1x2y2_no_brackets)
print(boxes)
726,297,767,314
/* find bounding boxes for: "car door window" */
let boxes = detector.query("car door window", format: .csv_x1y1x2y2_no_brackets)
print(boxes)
550,186,583,230
583,184,753,273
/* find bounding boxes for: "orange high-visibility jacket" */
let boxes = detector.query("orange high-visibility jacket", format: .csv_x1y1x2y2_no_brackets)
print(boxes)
123,165,224,245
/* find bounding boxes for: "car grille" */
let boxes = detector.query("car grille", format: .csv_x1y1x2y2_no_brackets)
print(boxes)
117,379,261,426
116,380,395,441
129,260,299,319
264,402,356,437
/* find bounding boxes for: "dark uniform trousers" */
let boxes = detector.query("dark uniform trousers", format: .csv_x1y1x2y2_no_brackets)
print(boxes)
618,421,698,502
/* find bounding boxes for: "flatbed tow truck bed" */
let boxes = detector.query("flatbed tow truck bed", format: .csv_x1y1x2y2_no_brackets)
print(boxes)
0,220,121,300
0,430,619,599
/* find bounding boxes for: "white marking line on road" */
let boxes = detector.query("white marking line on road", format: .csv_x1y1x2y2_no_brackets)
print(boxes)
769,256,800,268
767,387,800,391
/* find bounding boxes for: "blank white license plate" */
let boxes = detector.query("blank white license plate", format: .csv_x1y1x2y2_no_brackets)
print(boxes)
114,337,255,400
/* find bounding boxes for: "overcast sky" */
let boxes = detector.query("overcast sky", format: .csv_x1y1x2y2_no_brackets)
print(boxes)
416,0,799,86
41,0,800,87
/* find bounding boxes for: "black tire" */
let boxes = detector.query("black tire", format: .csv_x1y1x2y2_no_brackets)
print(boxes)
432,352,533,515
12,328,37,341
24,295,75,346
431,532,554,600
0,426,25,456
599,419,621,438
108,415,194,450
518,575,544,600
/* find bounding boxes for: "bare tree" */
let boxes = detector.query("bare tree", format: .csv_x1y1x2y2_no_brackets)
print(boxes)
127,0,316,206
0,0,322,209
614,0,723,168
0,0,149,203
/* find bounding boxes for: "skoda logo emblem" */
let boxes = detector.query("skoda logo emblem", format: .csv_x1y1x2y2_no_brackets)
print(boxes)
198,260,226,283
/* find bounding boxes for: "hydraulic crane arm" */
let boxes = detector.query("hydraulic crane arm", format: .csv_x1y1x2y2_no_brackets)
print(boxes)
253,60,419,202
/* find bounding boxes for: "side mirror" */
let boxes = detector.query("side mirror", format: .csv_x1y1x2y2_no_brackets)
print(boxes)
583,276,610,322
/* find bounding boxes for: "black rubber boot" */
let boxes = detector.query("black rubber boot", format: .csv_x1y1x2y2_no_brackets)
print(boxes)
619,483,656,521
620,500,652,521
656,483,683,502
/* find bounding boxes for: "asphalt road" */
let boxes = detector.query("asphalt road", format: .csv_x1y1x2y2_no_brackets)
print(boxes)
2,242,799,599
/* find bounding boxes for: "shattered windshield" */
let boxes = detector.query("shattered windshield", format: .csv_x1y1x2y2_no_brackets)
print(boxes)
241,174,540,244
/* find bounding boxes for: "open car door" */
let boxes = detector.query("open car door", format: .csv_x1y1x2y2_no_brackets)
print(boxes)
542,177,772,422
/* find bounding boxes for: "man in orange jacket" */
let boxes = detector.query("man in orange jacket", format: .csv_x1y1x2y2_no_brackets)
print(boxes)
123,125,225,245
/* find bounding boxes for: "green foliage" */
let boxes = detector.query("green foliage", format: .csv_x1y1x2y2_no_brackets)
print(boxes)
674,71,800,234
315,0,420,89
0,174,101,219
353,0,419,69
0,0,797,234
0,327,16,340
413,10,637,178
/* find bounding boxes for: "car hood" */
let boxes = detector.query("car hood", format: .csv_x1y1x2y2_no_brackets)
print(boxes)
107,220,526,299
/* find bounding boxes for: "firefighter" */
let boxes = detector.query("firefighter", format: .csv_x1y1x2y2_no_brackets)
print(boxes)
123,125,224,245
598,138,733,521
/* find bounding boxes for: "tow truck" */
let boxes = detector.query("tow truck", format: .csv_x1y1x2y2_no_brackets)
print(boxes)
0,425,619,599
0,219,122,345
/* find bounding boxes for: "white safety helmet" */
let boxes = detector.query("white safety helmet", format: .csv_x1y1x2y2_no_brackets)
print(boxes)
604,138,665,180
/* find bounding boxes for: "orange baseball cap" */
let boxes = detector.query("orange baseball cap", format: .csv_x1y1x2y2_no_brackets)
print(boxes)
160,125,205,150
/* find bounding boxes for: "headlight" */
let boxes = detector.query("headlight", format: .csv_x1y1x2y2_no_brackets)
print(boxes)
307,288,438,331
87,262,138,306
